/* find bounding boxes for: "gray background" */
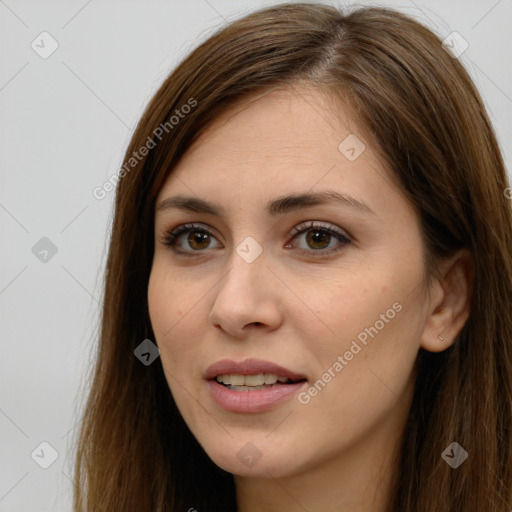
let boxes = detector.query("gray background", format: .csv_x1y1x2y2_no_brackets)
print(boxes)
0,0,510,510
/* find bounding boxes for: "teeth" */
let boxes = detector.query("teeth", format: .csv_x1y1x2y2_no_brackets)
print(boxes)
229,385,269,391
229,374,245,386
264,373,278,384
245,374,264,386
215,373,292,386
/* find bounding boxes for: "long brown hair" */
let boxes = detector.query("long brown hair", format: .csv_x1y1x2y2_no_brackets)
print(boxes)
72,3,512,510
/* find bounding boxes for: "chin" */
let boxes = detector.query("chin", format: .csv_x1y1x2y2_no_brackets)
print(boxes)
199,435,305,478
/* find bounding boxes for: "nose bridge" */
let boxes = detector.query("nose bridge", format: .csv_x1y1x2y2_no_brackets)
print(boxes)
235,233,265,266
222,234,268,295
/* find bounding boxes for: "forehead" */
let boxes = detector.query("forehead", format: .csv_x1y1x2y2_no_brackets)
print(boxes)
179,86,364,164
156,85,404,221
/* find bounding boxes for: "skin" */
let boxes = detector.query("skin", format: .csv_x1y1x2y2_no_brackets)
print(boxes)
147,84,472,511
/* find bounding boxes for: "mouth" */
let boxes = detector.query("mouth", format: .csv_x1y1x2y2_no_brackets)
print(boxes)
204,357,308,386
204,358,308,413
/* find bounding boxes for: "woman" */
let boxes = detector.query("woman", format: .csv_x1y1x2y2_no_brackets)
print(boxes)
73,3,512,511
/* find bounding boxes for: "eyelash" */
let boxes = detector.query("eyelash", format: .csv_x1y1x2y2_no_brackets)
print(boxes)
159,221,351,258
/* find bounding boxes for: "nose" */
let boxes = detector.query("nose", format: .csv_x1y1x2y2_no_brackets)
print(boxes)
208,247,284,338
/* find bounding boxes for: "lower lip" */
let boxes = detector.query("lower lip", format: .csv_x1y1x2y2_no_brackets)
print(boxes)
206,379,307,413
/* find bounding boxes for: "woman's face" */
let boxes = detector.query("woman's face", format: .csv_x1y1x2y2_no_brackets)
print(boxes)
148,85,432,479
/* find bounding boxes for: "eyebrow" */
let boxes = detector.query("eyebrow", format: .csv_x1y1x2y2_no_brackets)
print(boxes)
155,190,377,218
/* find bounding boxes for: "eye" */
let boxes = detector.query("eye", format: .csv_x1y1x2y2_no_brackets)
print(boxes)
159,221,351,257
286,221,351,257
160,223,221,254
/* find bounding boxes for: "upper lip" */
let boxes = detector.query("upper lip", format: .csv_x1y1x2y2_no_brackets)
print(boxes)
205,358,308,382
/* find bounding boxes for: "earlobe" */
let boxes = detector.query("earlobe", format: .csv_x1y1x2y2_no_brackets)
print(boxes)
419,249,474,353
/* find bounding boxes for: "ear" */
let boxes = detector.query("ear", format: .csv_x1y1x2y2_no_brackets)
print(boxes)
420,248,474,353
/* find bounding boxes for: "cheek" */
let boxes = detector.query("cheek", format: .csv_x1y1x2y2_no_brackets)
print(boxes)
147,263,209,363
147,266,206,414
147,267,174,340
299,258,424,382
298,271,392,348
294,299,419,439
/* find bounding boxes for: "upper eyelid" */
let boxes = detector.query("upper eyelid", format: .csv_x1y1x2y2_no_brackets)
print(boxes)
291,220,350,239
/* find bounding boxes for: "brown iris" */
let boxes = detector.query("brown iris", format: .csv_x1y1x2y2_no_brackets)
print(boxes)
305,229,331,250
187,231,211,250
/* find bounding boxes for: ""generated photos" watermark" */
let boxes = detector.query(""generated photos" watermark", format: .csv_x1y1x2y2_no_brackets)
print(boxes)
92,97,198,200
298,301,403,404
